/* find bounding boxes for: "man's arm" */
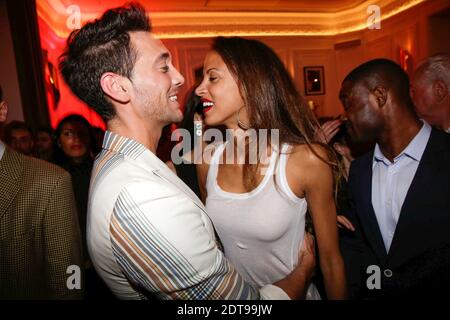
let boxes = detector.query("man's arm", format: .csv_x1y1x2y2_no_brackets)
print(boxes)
109,180,314,300
43,171,84,299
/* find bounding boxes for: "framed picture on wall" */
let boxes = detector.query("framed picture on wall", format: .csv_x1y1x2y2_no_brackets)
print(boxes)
304,66,325,95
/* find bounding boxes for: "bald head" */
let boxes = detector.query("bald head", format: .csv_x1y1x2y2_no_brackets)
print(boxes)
413,53,450,87
411,53,450,130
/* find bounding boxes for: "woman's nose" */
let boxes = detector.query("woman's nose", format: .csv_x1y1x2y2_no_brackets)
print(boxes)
195,82,205,97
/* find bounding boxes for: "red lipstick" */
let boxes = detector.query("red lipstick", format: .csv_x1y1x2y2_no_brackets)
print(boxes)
199,98,214,114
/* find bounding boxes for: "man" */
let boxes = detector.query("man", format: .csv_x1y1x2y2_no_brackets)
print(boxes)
60,3,315,300
0,85,83,299
35,127,55,162
339,59,450,298
410,53,450,133
3,120,35,156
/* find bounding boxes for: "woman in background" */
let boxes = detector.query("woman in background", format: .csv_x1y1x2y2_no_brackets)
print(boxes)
54,114,97,238
54,114,113,299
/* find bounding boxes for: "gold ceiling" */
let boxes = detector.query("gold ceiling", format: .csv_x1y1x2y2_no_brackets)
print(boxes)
36,0,427,39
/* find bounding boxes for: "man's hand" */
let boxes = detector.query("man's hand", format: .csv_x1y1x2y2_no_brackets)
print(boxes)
273,232,316,299
337,215,355,231
298,232,316,280
315,120,342,144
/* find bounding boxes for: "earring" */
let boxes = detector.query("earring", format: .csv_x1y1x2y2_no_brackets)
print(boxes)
236,106,250,130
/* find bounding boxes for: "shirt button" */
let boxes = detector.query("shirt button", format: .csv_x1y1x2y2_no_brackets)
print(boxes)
384,269,393,278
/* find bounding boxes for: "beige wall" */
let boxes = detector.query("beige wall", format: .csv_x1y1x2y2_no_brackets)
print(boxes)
0,0,23,123
1,0,448,122
163,0,450,118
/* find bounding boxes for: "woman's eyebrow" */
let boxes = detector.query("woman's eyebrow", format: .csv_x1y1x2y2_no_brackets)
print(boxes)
206,67,218,74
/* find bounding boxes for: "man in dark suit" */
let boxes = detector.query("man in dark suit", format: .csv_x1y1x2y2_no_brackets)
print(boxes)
339,59,450,299
0,85,83,299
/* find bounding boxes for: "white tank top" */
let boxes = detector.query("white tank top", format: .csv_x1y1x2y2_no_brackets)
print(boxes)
205,142,321,299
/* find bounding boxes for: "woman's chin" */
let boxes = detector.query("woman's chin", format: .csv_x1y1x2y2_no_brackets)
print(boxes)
204,116,219,127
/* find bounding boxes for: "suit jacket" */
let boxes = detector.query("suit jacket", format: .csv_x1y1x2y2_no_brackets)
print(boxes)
87,131,290,300
348,128,450,299
0,147,83,299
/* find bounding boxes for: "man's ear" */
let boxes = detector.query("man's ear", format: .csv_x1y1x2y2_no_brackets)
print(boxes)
100,72,131,104
0,101,8,123
432,79,448,103
373,86,388,108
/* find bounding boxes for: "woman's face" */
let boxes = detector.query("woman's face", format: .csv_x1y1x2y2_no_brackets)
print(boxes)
195,51,247,128
58,121,90,161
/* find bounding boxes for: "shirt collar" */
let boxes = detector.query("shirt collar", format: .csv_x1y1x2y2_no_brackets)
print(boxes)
446,127,450,134
0,140,5,161
102,131,147,160
373,120,432,165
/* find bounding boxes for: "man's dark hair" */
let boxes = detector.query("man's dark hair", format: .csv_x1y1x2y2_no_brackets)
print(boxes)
36,127,54,136
3,121,34,145
343,58,413,107
59,3,151,121
0,84,3,102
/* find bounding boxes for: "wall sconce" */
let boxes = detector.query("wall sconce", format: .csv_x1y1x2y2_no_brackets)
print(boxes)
42,49,60,110
399,48,412,75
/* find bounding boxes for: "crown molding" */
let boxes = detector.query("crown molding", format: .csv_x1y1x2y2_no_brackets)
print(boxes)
36,0,426,39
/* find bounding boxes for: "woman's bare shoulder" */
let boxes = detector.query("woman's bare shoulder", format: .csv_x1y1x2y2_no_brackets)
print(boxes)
288,143,331,166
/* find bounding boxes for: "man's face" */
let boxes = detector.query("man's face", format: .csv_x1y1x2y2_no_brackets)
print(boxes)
339,81,384,142
128,32,185,126
36,131,53,153
410,75,436,123
10,128,34,155
0,101,7,124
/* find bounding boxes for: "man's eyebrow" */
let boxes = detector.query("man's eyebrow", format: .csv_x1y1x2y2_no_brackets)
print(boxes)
154,52,170,64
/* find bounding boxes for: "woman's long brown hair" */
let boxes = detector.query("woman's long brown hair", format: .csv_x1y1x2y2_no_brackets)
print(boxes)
212,36,341,192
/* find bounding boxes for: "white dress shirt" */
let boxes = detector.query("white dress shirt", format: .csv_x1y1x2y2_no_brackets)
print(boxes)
372,121,432,252
0,140,5,161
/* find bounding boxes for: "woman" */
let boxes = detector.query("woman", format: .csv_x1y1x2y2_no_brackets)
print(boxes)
54,114,113,299
54,114,97,220
194,37,347,299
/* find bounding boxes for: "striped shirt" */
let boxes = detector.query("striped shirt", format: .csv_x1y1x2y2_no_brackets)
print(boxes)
87,131,289,300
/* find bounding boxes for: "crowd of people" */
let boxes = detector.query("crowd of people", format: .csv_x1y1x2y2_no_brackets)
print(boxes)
0,3,448,300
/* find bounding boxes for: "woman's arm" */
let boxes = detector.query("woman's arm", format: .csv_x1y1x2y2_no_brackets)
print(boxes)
288,144,347,299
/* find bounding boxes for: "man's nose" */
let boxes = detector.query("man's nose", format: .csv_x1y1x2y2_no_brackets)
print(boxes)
172,68,185,88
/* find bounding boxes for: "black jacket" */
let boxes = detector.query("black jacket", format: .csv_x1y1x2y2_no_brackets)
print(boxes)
348,128,450,299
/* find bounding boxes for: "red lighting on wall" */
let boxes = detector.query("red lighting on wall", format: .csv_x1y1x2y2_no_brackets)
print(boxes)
37,0,110,129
